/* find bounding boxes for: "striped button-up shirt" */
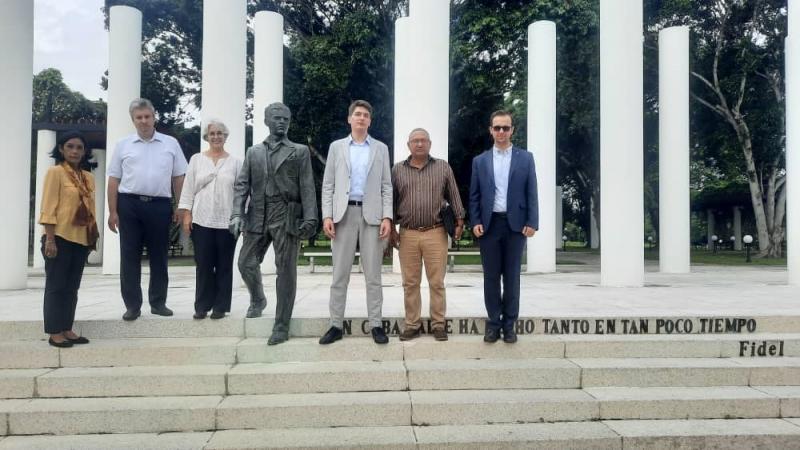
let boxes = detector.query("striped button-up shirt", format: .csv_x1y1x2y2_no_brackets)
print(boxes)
392,156,465,229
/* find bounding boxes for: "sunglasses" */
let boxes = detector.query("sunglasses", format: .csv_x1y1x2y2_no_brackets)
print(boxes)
491,125,512,132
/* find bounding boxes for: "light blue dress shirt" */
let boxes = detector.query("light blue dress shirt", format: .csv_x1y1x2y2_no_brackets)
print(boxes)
492,146,513,213
108,131,188,198
348,135,371,201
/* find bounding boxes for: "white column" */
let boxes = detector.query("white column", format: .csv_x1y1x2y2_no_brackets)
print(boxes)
706,209,715,248
253,10,284,275
658,26,690,274
103,6,142,275
0,0,33,289
732,206,743,251
392,16,414,274
556,186,563,249
407,0,450,160
590,196,599,249
33,130,57,269
600,0,644,286
88,149,106,264
787,35,800,285
527,21,557,273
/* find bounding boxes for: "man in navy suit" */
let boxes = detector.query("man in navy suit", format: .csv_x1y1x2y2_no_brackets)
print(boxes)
469,110,539,343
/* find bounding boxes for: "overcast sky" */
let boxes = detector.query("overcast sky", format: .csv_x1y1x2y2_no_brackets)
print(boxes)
34,0,108,101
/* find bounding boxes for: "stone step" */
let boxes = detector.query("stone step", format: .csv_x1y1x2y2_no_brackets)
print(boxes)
227,361,407,394
4,333,800,370
0,369,51,399
35,365,229,398
6,396,222,435
216,392,411,430
406,358,581,390
574,357,800,387
3,420,800,449
4,315,800,340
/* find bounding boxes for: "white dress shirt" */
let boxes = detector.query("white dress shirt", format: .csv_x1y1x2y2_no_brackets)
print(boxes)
108,131,188,198
492,146,513,213
178,153,242,229
348,135,371,201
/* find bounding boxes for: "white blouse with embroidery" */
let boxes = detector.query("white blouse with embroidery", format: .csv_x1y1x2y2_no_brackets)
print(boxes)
178,152,243,229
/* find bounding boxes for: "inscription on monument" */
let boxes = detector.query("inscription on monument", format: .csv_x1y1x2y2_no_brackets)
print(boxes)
338,317,761,336
739,340,785,357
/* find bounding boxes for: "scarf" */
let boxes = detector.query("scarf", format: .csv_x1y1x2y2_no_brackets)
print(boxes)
62,163,100,250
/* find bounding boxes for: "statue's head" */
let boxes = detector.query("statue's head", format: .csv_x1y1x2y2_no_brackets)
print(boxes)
264,102,291,138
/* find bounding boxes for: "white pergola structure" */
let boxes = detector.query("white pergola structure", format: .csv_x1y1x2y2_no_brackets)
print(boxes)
658,26,690,274
787,4,799,286
392,0,450,273
527,21,557,273
600,0,644,287
253,10,285,275
102,5,142,275
5,1,798,290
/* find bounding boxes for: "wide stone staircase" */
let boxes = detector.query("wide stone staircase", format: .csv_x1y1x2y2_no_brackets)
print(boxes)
1,316,799,449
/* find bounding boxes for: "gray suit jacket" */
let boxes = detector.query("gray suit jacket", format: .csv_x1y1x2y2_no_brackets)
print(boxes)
321,136,393,225
232,139,318,234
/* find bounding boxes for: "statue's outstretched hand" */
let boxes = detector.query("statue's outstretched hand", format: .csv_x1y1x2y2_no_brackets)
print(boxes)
229,216,242,238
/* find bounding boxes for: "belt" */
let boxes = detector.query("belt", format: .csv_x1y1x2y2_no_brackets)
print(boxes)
348,200,363,206
492,212,508,219
120,193,170,203
402,223,443,232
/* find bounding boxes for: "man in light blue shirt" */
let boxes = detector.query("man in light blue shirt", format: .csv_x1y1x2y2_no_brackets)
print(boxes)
107,98,187,321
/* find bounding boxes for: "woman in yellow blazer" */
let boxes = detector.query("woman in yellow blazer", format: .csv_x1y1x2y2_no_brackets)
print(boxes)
39,131,99,348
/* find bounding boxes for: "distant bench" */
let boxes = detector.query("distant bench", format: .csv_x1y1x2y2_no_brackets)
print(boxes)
303,250,480,273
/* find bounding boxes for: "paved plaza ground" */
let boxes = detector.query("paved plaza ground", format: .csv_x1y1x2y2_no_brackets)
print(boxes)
2,252,796,324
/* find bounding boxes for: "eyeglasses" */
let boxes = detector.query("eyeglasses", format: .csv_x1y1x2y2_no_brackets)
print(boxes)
492,126,512,132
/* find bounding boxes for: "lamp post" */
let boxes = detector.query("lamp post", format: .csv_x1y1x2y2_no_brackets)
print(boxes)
743,234,753,263
562,235,568,252
711,235,718,254
730,236,736,251
647,235,654,251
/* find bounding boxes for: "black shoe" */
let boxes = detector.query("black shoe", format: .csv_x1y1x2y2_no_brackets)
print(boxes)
150,305,174,317
66,336,90,344
268,332,288,346
48,338,73,348
319,326,343,345
484,328,500,343
193,311,207,320
209,311,226,320
246,299,267,318
122,309,141,321
371,327,389,344
503,329,518,344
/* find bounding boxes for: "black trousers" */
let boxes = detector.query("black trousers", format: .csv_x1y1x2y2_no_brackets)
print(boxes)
191,224,236,314
42,236,89,334
478,214,526,333
118,193,172,311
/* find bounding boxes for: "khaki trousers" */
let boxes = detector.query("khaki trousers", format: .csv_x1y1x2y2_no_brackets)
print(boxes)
398,226,448,330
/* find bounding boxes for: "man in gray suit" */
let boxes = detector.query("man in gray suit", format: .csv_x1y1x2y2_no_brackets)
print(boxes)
230,102,318,345
319,100,393,344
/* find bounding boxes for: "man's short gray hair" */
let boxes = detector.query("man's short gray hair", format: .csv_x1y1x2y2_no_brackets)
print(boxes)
407,128,430,140
202,119,230,142
128,98,155,116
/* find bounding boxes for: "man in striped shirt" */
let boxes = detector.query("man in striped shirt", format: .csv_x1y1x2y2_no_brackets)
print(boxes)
391,128,465,341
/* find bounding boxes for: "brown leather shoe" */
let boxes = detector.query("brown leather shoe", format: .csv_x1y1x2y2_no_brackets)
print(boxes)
399,326,421,341
433,328,448,341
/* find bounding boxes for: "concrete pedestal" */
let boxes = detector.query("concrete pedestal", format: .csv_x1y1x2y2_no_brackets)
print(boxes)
33,130,57,270
102,6,142,275
599,0,644,286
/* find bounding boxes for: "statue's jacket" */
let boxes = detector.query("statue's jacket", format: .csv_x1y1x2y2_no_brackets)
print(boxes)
232,138,318,236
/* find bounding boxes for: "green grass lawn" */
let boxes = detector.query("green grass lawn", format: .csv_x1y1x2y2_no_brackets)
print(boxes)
644,249,786,266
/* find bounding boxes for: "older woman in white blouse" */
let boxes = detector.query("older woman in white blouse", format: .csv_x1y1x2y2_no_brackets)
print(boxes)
178,120,242,319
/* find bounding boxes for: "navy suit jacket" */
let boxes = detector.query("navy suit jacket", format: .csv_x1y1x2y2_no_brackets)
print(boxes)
469,146,539,233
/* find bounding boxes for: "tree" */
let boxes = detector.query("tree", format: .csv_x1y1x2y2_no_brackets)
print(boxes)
649,0,787,257
32,68,106,123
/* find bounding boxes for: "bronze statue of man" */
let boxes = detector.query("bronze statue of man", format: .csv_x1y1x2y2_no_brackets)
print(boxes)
230,102,318,345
